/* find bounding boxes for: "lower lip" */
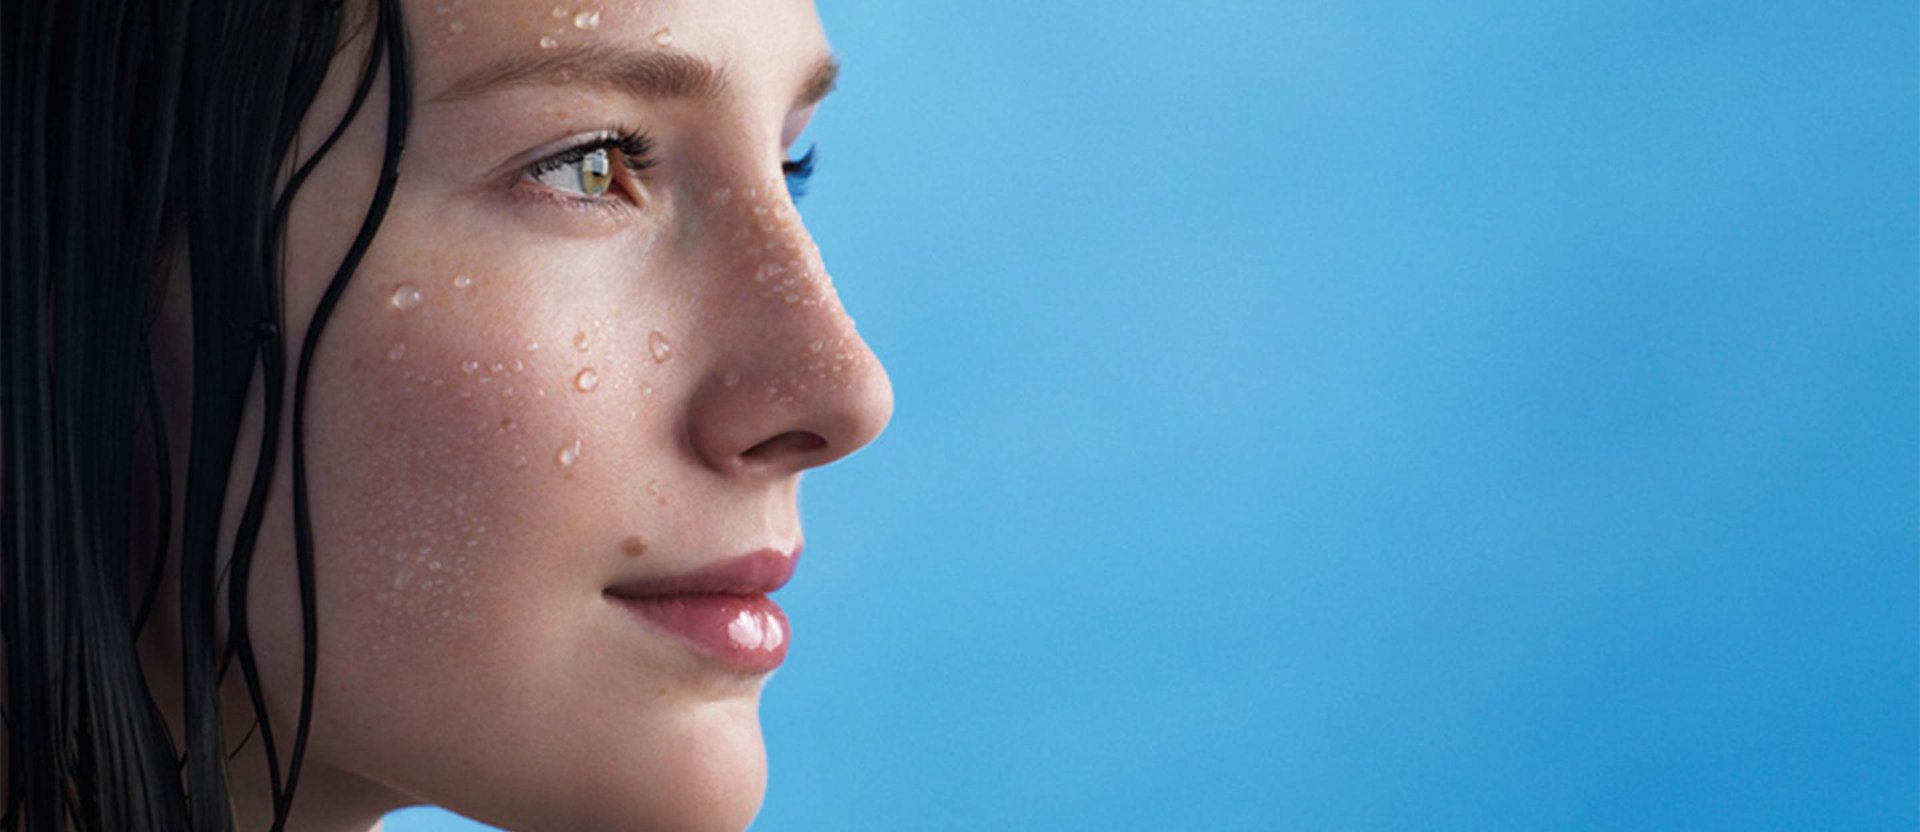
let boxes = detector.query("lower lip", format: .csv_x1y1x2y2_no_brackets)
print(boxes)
610,593,790,673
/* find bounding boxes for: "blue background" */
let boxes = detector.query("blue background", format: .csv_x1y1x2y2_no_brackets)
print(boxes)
391,1,1918,829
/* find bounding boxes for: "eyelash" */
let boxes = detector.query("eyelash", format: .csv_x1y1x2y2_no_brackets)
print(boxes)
783,144,817,200
520,130,822,210
522,127,657,212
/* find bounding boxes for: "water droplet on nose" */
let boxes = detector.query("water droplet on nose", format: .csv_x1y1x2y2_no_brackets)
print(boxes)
574,367,600,392
556,437,582,471
389,284,424,310
573,330,590,352
723,372,741,388
573,9,599,29
461,359,480,375
452,274,473,290
387,342,408,362
648,330,673,363
651,26,673,46
539,35,559,49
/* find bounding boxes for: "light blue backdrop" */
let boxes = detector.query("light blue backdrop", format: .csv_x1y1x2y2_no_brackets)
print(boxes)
390,1,1917,829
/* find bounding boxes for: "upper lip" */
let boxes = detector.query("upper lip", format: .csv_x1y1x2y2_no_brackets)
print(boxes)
603,546,801,599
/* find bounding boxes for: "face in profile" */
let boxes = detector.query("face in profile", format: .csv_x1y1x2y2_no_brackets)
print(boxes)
141,0,893,829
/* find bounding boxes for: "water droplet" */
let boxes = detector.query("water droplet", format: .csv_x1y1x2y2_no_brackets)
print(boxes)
393,569,414,590
539,35,559,49
387,342,408,362
808,340,824,353
527,341,541,352
452,274,473,290
573,330,590,352
573,9,599,29
650,26,673,46
574,367,600,392
510,358,525,373
389,284,423,310
551,5,568,18
723,372,741,388
648,330,673,363
448,19,467,34
711,186,732,205
461,359,480,375
490,361,505,374
556,437,582,469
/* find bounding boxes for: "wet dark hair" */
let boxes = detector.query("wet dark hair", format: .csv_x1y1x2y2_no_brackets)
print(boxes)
3,0,411,828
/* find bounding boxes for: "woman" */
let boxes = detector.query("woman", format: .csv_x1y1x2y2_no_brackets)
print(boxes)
2,0,893,828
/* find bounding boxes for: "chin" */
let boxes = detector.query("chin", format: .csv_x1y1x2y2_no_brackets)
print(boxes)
439,694,771,832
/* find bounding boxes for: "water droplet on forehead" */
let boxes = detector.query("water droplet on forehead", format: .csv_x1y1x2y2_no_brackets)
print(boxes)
650,26,673,46
389,284,423,310
648,330,673,364
574,367,600,392
573,9,600,30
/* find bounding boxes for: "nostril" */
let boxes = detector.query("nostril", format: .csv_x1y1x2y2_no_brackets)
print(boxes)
741,430,827,463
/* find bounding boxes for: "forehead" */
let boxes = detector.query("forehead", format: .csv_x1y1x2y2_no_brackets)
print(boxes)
409,0,830,103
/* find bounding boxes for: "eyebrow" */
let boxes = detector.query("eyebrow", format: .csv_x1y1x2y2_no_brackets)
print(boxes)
432,43,840,110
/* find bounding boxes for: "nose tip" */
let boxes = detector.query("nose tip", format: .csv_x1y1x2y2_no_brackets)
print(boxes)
684,183,893,477
690,334,894,476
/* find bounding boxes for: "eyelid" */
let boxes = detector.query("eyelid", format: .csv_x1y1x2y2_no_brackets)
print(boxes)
516,127,656,206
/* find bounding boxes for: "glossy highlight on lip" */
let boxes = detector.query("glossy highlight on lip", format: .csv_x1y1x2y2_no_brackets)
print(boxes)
606,547,799,672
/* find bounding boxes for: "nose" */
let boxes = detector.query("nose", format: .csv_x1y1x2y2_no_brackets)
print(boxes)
684,185,893,478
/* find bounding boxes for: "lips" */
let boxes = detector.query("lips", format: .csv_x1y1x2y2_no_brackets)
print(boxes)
604,547,799,673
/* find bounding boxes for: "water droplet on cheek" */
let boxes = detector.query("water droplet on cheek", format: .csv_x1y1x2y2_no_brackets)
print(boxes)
556,437,582,472
389,284,423,310
574,367,599,392
573,330,591,352
648,330,673,364
573,9,599,29
539,35,559,49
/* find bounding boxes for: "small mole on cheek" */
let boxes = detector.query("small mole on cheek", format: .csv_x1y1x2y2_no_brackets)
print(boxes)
620,536,648,557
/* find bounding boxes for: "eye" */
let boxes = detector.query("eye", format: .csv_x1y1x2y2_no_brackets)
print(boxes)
782,144,817,200
524,129,657,202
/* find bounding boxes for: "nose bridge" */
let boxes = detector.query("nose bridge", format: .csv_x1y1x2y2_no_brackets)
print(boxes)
685,178,892,476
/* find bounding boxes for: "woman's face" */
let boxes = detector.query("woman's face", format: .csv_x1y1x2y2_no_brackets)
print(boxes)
148,0,891,829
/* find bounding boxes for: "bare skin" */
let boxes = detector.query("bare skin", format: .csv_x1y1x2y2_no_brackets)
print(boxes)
92,1,894,830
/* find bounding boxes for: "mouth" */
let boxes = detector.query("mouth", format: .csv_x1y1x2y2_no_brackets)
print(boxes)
604,547,799,673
